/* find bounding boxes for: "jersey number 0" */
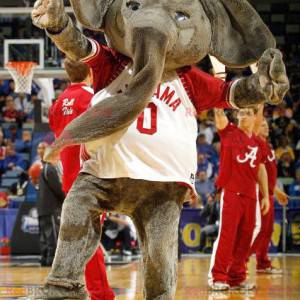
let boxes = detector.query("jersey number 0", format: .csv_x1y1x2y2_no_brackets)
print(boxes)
137,102,158,135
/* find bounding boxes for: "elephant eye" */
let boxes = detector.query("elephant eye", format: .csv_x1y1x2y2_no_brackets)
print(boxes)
175,11,190,22
126,1,140,11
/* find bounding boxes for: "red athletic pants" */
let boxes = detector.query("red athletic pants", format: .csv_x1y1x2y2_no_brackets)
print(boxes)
208,189,256,286
250,195,274,270
85,247,115,300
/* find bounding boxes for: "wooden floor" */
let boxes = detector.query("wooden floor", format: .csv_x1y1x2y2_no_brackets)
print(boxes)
1,255,300,299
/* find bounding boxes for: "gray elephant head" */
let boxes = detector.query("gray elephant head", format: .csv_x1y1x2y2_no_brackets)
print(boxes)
70,0,275,71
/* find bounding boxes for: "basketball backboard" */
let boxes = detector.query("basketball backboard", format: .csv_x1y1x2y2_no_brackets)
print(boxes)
4,39,44,69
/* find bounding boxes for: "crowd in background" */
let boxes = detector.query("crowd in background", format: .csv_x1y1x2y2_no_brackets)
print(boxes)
0,10,299,254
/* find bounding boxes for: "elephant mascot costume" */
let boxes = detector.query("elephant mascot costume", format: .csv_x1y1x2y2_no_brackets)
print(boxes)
31,0,289,299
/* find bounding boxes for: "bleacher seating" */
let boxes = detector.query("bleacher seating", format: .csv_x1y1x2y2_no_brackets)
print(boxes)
2,170,22,179
1,178,18,189
255,2,300,47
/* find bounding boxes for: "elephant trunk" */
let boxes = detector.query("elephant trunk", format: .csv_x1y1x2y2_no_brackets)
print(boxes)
46,27,168,158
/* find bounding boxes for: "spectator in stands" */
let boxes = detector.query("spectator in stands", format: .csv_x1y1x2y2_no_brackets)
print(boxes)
2,96,20,123
15,130,32,153
0,143,26,175
295,158,300,171
195,171,215,204
275,136,295,161
0,129,6,146
5,124,20,142
0,129,6,162
10,171,29,197
289,168,300,198
273,106,291,136
211,140,221,172
102,213,135,256
285,119,300,147
199,194,219,252
26,93,38,122
277,152,295,178
3,80,15,96
197,152,213,179
36,141,64,266
0,92,6,112
14,93,33,116
197,133,217,159
198,121,215,145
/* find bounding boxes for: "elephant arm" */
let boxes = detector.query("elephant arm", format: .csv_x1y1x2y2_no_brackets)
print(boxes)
46,17,92,61
32,0,91,61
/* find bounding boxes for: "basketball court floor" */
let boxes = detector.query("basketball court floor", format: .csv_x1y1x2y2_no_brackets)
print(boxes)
1,254,300,299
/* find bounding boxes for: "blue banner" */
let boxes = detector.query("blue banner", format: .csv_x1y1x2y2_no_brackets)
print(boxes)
179,207,300,254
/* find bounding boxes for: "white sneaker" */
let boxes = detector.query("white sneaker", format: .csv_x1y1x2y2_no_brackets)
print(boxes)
122,249,132,256
257,267,283,274
208,281,230,291
230,282,256,291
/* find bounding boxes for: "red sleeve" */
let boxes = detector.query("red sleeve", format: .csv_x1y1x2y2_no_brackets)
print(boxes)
217,122,236,139
180,66,234,113
48,100,59,133
81,39,129,93
75,88,93,113
256,136,268,164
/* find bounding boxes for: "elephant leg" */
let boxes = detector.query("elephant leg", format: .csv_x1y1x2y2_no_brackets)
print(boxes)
132,184,188,300
32,174,115,299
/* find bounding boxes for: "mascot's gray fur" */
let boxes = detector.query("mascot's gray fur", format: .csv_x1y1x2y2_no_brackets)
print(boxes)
31,0,289,299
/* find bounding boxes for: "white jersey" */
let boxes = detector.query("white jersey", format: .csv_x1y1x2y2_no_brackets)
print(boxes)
81,65,198,191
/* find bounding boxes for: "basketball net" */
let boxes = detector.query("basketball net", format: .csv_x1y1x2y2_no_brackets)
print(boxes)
5,61,37,94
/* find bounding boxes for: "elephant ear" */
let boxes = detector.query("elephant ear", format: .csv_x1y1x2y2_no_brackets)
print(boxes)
200,0,276,67
69,0,114,30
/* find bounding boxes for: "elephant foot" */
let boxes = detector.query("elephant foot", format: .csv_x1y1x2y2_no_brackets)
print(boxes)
151,292,174,300
29,284,88,299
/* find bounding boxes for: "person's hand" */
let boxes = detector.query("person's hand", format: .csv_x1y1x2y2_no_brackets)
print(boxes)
189,191,200,208
43,145,60,165
8,162,15,169
30,177,39,186
275,189,289,206
261,197,270,216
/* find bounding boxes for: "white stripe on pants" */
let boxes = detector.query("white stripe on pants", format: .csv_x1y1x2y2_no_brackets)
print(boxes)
208,190,224,285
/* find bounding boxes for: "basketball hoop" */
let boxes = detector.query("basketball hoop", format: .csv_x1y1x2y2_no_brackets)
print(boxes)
5,61,37,94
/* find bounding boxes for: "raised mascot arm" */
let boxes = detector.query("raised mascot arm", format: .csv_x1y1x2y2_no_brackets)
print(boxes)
232,49,289,108
32,0,92,60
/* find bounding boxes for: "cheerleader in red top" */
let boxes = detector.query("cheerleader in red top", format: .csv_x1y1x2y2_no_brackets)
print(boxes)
208,107,270,291
249,105,288,273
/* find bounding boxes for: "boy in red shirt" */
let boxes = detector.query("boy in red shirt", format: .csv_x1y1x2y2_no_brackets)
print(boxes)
49,59,114,300
249,105,288,273
208,107,270,291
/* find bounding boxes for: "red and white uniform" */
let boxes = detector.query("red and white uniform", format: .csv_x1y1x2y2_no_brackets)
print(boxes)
49,83,94,194
49,83,115,300
81,39,236,192
250,138,277,270
209,123,266,286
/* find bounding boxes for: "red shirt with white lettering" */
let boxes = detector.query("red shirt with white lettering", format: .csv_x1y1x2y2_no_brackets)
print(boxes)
49,83,93,194
216,123,266,199
259,137,277,196
82,40,234,113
